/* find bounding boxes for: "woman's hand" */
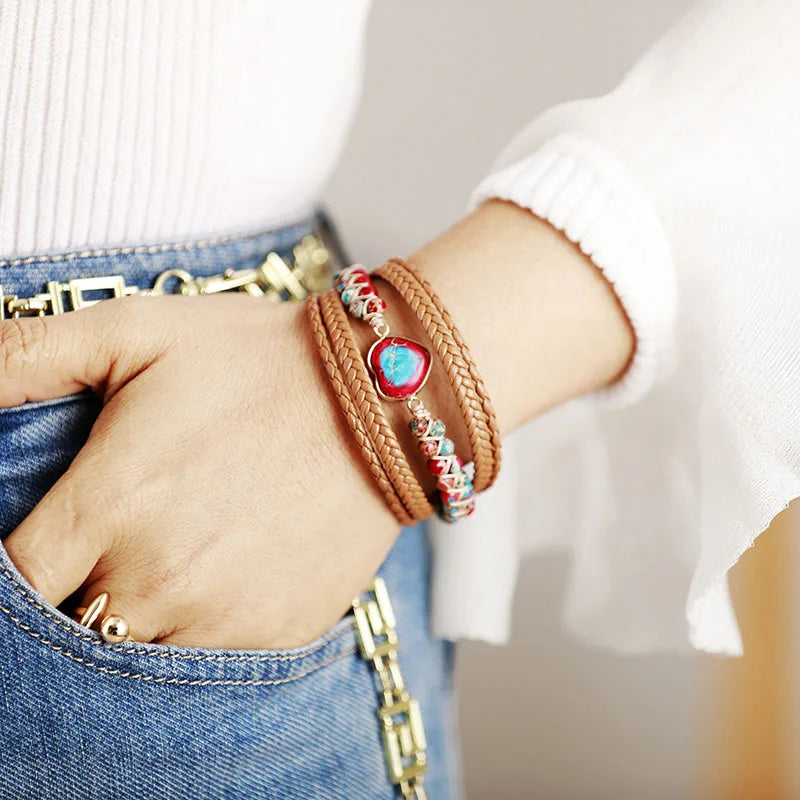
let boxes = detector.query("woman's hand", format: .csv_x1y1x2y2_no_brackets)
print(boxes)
0,202,634,650
0,294,400,649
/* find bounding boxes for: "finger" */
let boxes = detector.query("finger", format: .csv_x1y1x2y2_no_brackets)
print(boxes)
0,418,131,607
76,578,166,644
3,464,105,608
4,410,172,638
79,540,203,644
5,445,167,642
155,624,232,650
0,297,167,408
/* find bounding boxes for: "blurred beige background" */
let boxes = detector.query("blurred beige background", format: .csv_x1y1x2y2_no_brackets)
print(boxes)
325,2,798,798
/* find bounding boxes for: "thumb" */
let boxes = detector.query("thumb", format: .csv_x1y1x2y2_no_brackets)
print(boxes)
0,298,164,407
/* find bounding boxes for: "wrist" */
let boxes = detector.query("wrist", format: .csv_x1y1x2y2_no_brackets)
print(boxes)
286,301,401,531
346,280,471,497
408,199,635,433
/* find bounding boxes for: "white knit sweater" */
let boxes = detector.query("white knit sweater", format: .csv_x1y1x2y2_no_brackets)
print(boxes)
0,0,370,256
1,1,797,655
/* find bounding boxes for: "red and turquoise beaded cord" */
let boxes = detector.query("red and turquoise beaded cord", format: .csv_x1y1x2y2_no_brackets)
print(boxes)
335,265,476,522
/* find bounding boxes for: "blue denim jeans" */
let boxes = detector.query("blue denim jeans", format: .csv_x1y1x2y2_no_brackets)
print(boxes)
0,218,457,799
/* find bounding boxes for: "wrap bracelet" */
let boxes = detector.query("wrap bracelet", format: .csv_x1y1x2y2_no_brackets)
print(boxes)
317,289,434,522
374,258,502,493
334,266,476,522
306,293,416,525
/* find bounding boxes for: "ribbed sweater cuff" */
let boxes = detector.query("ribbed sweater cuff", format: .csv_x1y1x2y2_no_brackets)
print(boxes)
470,133,677,407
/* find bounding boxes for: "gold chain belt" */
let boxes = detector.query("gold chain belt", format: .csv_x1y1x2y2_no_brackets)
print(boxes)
0,230,431,797
0,234,332,318
353,578,429,799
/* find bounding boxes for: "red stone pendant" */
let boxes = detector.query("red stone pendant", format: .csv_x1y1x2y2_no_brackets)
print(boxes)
367,336,432,400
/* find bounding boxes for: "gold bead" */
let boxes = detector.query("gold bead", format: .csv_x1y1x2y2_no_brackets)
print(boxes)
100,615,130,643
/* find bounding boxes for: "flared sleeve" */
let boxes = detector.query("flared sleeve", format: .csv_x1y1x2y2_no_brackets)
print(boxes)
429,0,800,654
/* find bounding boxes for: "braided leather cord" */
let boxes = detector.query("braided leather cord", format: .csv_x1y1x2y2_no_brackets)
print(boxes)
306,294,414,525
318,289,435,522
375,259,502,492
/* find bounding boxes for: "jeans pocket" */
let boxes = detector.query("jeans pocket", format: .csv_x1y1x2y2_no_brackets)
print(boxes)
0,390,394,800
0,537,359,684
0,540,392,800
0,390,361,685
0,391,102,536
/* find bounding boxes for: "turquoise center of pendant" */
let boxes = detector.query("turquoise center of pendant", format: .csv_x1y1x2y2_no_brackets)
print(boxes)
378,343,418,387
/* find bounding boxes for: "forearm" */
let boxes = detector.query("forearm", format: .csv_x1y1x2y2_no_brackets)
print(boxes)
373,199,634,476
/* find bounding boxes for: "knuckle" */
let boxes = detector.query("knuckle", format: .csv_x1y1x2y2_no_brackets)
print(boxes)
82,295,143,338
107,542,192,602
104,294,147,320
10,548,58,595
0,316,49,377
59,481,116,555
86,296,140,340
103,295,175,356
143,553,193,596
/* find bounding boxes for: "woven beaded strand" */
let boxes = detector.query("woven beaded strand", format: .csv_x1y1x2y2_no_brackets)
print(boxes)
409,405,475,522
375,258,502,492
335,265,475,522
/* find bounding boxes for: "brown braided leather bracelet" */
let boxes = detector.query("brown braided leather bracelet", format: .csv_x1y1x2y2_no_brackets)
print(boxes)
318,289,434,522
306,293,415,525
374,258,502,492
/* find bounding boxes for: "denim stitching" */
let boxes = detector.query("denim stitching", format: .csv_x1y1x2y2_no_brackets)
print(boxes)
0,600,355,685
111,625,351,662
0,223,306,269
0,562,350,663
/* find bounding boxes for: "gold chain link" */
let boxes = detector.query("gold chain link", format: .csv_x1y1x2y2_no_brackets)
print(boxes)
0,234,330,319
352,578,429,800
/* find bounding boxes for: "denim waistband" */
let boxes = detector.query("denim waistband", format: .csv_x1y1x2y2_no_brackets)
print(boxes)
0,215,318,297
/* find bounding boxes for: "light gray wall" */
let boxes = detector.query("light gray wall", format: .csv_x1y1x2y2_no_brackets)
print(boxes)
324,2,704,797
